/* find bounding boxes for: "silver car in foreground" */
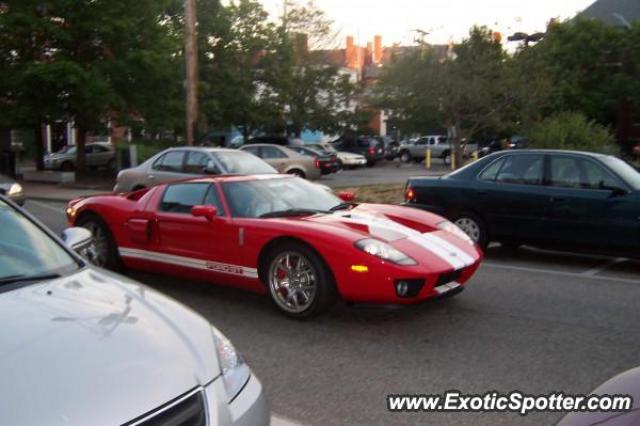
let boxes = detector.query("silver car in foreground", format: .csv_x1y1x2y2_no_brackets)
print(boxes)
114,147,278,193
44,142,116,171
0,196,269,426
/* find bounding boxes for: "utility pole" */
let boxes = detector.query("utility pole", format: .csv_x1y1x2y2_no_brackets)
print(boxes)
184,0,198,146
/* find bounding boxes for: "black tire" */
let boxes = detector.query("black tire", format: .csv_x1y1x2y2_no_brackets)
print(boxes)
451,211,489,250
399,150,412,163
263,242,337,319
76,214,122,271
61,161,74,172
106,158,116,172
288,169,306,179
442,151,451,166
366,160,376,168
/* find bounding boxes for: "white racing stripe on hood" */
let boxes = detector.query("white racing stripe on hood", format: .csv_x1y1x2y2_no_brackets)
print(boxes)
338,212,475,270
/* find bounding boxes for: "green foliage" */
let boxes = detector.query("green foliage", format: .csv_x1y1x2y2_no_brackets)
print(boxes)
519,18,640,128
526,111,616,153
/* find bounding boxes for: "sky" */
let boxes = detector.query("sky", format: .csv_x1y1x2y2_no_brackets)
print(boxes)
258,0,597,47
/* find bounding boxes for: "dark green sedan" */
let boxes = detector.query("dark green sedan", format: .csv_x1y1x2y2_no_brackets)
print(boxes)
404,150,640,256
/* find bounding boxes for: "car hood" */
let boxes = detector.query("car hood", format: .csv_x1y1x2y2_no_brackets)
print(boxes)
0,267,219,426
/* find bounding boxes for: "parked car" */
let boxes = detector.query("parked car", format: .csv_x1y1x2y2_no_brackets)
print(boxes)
478,138,504,157
558,366,639,426
507,135,528,149
289,145,341,175
0,174,24,205
113,147,278,193
309,143,367,169
404,149,640,255
245,136,304,147
376,136,400,160
330,135,385,167
44,143,115,171
398,135,479,165
67,174,482,318
0,194,269,426
239,144,322,180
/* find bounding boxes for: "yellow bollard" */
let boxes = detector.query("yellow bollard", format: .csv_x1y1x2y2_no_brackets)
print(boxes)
473,151,479,161
451,152,456,170
425,149,431,169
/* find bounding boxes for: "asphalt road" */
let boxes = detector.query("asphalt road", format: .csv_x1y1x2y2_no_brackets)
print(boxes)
321,159,448,188
26,200,640,426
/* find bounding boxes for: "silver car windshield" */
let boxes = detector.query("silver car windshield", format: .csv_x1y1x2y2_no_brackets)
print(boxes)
214,151,278,175
222,177,342,218
0,200,79,281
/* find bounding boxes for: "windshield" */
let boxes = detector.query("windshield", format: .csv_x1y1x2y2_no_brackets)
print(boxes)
0,200,79,281
601,156,640,190
222,177,342,218
55,146,76,155
214,151,278,175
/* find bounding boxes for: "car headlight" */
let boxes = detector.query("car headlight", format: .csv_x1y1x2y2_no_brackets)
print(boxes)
355,238,416,265
8,183,22,196
437,221,473,245
212,327,251,403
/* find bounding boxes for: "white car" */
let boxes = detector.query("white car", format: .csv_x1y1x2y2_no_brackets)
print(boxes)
336,151,367,168
0,196,269,426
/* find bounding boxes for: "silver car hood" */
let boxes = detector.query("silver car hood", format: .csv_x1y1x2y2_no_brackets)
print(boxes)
0,267,219,426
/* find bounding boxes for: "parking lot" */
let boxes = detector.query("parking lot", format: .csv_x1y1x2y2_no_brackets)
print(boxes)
25,198,640,426
320,159,448,188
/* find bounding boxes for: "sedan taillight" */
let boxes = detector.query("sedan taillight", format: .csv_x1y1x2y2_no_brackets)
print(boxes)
315,159,321,168
368,147,375,155
405,186,416,202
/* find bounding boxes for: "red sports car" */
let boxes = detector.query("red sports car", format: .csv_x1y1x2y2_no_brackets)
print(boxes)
66,175,483,318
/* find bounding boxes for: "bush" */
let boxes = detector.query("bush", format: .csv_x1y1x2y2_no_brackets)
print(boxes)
526,112,616,154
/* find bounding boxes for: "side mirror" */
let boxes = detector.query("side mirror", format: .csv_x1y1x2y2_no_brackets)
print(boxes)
191,205,218,222
338,191,355,202
62,227,95,261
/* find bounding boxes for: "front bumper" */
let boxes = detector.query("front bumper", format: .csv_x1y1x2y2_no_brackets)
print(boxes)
205,373,270,426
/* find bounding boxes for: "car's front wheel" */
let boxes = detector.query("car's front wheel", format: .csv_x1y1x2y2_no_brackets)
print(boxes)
452,212,488,249
77,214,122,271
399,151,412,163
265,242,337,319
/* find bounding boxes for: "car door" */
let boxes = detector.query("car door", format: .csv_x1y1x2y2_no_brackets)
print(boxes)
91,145,112,166
474,153,549,243
410,138,429,158
544,154,637,251
146,150,188,187
260,146,290,173
147,182,241,281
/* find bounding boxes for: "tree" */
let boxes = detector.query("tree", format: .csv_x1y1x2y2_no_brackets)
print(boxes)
376,26,542,166
515,18,640,147
0,0,182,173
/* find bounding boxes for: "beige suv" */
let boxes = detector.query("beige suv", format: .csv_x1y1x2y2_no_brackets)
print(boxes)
239,144,322,180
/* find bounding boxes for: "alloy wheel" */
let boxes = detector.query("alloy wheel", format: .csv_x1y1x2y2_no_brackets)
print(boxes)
455,217,481,243
268,251,318,314
81,221,110,267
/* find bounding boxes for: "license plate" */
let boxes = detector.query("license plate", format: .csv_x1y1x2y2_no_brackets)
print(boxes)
435,281,461,295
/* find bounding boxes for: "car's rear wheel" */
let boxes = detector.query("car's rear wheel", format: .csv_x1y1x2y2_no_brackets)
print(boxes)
61,161,74,172
288,169,306,179
400,151,412,163
443,151,452,166
452,212,488,249
77,214,122,271
265,242,336,319
106,158,116,172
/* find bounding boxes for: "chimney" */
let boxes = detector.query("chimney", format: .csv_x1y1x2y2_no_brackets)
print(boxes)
346,35,356,69
374,35,383,64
